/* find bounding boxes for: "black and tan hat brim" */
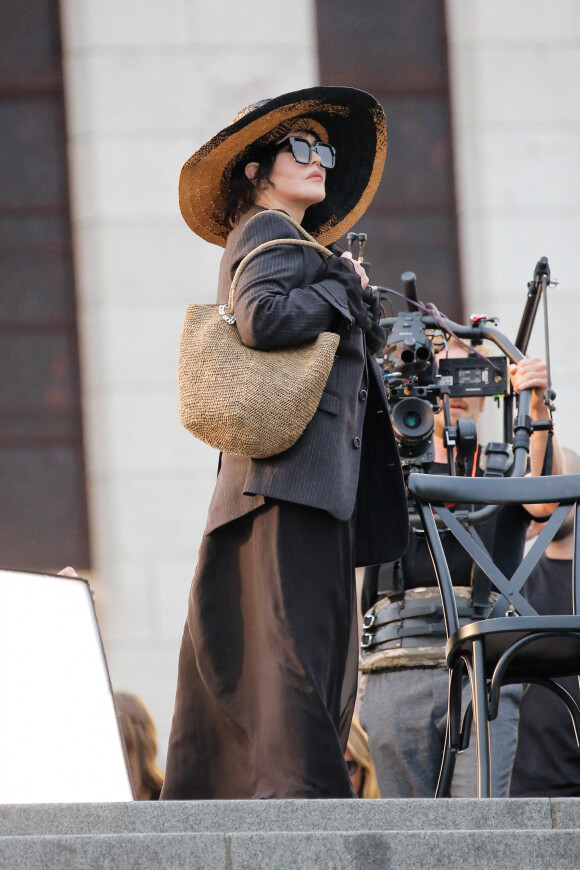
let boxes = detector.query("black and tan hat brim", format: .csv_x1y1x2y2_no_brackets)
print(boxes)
179,86,386,247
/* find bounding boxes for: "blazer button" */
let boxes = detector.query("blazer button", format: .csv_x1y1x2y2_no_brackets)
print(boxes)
359,389,368,401
352,436,361,449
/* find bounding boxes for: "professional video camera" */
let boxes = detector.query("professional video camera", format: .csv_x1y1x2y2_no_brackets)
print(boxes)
379,271,509,475
344,231,556,487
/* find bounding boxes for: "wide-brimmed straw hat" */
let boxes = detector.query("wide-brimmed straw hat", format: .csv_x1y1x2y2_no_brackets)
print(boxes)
179,86,386,247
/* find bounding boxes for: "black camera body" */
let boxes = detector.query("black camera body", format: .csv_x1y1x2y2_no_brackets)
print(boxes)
381,311,509,473
438,355,508,398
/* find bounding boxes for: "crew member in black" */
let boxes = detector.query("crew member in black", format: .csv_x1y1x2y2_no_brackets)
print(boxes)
511,448,580,798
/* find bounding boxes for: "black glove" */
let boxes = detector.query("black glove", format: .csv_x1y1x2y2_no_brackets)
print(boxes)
315,256,373,332
362,286,381,324
365,322,386,354
361,287,386,353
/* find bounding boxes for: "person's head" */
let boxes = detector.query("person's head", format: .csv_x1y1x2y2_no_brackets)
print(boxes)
114,691,164,800
345,715,380,799
178,86,386,246
228,129,330,226
433,338,494,441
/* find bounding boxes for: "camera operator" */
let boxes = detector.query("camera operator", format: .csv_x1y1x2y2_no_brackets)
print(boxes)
510,447,580,798
359,339,565,798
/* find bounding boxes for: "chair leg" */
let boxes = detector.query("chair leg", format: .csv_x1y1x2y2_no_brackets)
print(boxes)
460,700,473,750
472,639,492,798
436,717,455,798
436,660,465,798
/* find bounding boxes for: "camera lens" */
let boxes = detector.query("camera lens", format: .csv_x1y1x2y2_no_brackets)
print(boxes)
402,410,422,429
392,398,434,449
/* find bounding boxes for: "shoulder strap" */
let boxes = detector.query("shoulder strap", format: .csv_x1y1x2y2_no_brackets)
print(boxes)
243,208,323,245
226,210,335,313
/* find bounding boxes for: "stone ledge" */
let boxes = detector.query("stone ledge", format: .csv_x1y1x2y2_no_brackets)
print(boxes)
0,797,567,836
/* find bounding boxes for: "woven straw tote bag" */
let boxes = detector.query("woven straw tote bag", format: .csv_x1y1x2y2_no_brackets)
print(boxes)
178,211,341,458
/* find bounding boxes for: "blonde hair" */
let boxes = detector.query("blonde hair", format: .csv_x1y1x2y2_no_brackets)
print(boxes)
347,715,380,799
115,691,164,800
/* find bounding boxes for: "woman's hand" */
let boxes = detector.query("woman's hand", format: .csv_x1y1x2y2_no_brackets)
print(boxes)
58,566,79,578
58,566,96,603
341,252,369,290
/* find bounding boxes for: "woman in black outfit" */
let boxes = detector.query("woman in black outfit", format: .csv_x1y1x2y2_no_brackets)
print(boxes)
161,87,408,800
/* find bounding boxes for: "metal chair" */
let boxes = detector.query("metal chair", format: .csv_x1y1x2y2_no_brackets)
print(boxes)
407,472,580,798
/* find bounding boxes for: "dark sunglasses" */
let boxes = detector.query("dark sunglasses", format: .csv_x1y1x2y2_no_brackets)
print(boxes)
276,136,336,169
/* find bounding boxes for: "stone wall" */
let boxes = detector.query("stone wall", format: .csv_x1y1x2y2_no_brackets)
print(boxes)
447,0,580,446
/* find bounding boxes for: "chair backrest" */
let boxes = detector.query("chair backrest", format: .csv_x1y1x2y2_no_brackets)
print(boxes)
406,473,580,637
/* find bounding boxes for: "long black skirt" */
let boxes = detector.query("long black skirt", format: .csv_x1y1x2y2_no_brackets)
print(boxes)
161,500,358,799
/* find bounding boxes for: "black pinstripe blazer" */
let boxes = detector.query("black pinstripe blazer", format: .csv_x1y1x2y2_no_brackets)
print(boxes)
204,208,409,566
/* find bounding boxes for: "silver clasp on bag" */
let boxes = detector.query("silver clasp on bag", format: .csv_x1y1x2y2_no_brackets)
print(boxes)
219,304,236,324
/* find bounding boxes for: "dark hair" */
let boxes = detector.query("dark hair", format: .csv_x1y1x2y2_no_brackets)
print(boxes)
223,144,278,227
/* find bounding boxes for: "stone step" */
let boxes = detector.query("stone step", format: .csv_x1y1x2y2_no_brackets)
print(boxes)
2,829,580,870
1,799,580,870
1,797,579,836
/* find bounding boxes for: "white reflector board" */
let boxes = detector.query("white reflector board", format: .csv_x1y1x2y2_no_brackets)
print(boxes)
0,570,134,803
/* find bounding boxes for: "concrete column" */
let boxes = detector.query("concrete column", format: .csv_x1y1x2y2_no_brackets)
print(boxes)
446,0,580,447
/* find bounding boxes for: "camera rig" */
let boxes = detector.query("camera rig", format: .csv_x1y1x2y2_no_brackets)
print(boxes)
348,233,560,647
380,302,511,476
358,252,559,526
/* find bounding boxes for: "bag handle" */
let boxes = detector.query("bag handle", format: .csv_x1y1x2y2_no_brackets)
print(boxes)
244,208,327,245
225,210,335,316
